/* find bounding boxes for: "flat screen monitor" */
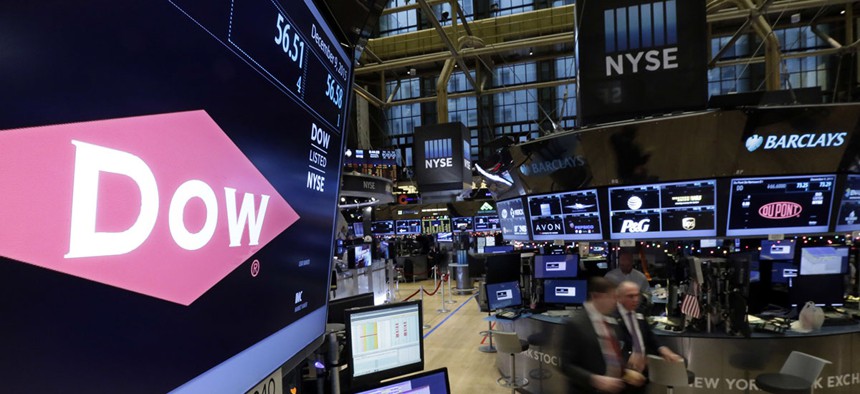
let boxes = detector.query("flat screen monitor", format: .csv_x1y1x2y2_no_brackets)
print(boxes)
497,198,531,241
353,222,365,238
527,190,602,241
0,0,352,391
452,217,474,232
608,180,717,239
422,216,451,234
346,301,424,388
544,279,587,305
835,174,860,232
474,215,501,231
800,247,849,275
436,232,453,243
771,262,799,285
486,281,523,311
727,175,836,236
372,220,396,235
534,254,579,279
354,367,451,394
395,219,422,235
327,293,376,325
484,245,515,254
789,275,845,306
349,244,373,269
760,240,797,260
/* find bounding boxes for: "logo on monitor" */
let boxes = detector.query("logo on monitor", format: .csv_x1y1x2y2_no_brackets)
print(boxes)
555,287,576,297
682,217,696,230
745,134,764,152
0,111,300,305
627,196,643,210
424,138,453,169
758,202,802,219
846,211,858,225
604,1,679,76
496,290,513,300
620,218,651,233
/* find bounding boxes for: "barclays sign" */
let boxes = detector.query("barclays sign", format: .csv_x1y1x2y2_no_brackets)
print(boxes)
745,132,847,152
520,156,587,176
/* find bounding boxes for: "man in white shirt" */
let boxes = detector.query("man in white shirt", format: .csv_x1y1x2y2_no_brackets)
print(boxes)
605,250,650,297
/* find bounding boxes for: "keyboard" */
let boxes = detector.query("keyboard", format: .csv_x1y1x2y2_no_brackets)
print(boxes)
497,310,522,320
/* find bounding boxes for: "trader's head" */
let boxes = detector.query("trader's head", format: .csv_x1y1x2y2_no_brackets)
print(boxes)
588,276,618,315
617,281,641,312
619,250,634,274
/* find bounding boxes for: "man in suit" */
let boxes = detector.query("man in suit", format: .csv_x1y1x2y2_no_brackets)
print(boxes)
562,277,638,393
614,281,684,382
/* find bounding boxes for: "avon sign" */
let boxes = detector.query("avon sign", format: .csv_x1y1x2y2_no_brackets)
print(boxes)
0,111,299,305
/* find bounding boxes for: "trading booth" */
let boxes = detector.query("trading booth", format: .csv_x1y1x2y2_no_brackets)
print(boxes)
474,103,860,394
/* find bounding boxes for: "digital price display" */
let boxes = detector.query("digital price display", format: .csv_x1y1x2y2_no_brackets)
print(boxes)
609,180,717,239
421,216,451,234
474,216,501,231
452,217,474,232
527,190,602,241
0,0,352,392
498,198,530,241
727,175,836,236
835,175,860,232
372,221,396,235
395,219,422,235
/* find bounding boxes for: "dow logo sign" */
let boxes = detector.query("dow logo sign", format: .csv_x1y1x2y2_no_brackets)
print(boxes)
604,0,678,76
424,138,453,169
0,111,299,305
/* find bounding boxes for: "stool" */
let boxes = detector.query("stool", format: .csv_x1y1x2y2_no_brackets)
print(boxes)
647,355,694,394
755,351,831,394
527,333,552,381
492,330,529,393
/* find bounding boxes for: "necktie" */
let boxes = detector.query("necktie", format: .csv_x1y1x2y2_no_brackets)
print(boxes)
628,311,643,354
601,320,623,378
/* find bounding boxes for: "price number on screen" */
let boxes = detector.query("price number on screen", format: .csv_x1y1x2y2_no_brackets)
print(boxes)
796,182,809,189
274,14,305,67
325,73,343,109
819,181,832,188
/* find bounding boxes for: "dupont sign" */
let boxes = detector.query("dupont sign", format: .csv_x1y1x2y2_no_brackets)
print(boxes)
0,110,299,305
759,202,803,219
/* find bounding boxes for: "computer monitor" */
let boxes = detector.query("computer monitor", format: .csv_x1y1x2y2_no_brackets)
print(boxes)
543,279,587,305
760,240,796,261
485,253,521,284
353,368,451,394
789,274,845,307
486,281,523,311
534,254,579,279
345,301,424,388
771,262,799,285
327,293,375,325
800,247,849,275
436,232,453,243
349,244,373,269
353,222,365,238
484,245,514,254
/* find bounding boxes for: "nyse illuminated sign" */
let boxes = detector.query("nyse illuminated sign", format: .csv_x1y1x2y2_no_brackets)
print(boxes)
604,1,678,76
424,138,453,169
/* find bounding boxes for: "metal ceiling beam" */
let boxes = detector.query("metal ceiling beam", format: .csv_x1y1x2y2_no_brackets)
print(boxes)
353,84,385,108
707,0,859,23
355,32,574,75
381,0,447,15
415,0,477,89
385,78,576,106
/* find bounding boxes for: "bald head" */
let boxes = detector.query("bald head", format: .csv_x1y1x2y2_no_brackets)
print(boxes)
618,250,634,274
617,281,641,312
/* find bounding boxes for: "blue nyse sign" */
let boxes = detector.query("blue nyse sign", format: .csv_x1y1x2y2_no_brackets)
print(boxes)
577,0,707,125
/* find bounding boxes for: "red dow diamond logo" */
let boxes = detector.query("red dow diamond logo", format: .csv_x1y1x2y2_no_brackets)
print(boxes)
0,111,299,305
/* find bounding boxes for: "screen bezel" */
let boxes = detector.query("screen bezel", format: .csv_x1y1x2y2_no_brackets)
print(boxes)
726,174,836,237
352,367,451,394
527,189,604,241
534,254,580,279
345,300,425,389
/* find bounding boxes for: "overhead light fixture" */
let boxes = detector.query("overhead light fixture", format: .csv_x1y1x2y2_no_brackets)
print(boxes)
529,48,533,56
841,9,846,14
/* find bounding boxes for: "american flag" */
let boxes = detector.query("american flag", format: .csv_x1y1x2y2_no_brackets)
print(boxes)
681,294,701,318
681,281,701,318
